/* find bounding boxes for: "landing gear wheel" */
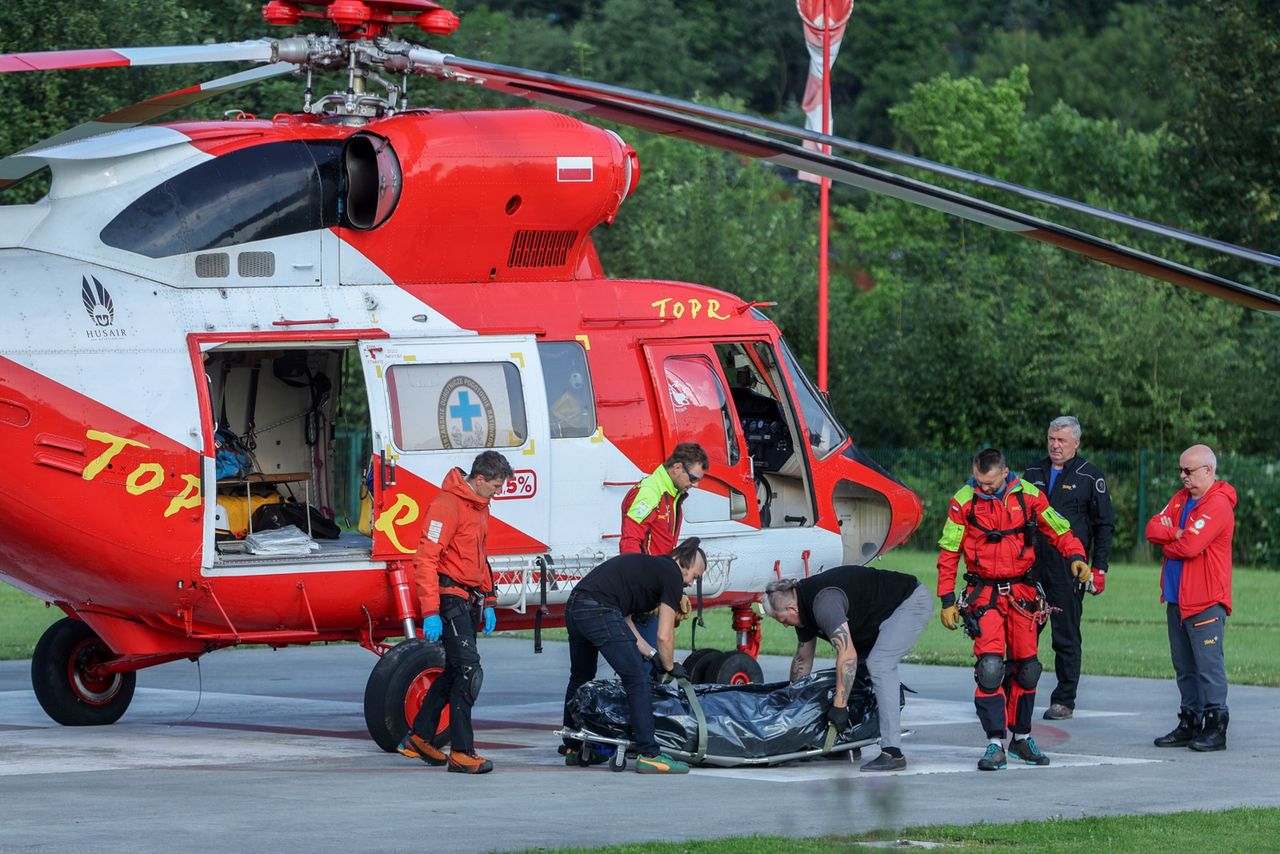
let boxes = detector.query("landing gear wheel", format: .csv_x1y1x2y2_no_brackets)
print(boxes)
32,617,136,726
363,638,447,752
682,648,719,679
712,651,763,686
610,749,627,772
689,650,725,683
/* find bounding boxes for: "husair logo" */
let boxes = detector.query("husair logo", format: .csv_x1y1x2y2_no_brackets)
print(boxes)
81,276,114,327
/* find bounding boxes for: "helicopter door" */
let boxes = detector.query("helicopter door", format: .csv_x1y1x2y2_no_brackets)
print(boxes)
358,337,550,561
641,342,755,527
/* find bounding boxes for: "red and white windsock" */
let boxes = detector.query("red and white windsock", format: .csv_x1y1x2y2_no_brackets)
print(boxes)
796,0,853,181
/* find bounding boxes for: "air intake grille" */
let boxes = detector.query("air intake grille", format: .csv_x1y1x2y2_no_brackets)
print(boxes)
238,251,276,278
507,230,577,268
194,253,230,278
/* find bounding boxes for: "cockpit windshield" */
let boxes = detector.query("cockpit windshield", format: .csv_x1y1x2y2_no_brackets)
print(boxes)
777,338,848,460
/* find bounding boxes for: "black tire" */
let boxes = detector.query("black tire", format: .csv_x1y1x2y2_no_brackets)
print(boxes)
31,617,136,726
682,648,719,679
712,651,764,686
610,750,627,772
689,649,726,684
362,639,447,752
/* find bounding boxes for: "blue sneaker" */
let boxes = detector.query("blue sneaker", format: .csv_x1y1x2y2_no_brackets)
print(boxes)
977,743,1007,771
1008,736,1050,766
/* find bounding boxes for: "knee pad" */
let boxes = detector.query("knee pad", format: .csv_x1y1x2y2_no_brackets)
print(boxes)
460,663,484,705
1014,657,1042,690
974,654,1005,692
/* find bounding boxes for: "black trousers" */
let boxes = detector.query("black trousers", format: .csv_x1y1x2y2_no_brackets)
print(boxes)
413,594,482,753
1034,560,1085,709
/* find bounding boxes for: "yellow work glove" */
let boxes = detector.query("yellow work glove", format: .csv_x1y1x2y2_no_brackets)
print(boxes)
674,594,693,625
940,605,960,631
1070,559,1091,582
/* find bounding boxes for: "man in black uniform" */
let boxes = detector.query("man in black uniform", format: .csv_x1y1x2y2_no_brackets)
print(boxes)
1024,415,1115,720
764,564,932,772
559,538,707,775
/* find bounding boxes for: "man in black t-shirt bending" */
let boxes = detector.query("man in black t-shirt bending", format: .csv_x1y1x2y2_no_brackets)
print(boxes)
765,564,932,772
560,538,707,775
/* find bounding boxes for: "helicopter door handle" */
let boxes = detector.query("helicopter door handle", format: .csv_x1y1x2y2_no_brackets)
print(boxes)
272,317,339,326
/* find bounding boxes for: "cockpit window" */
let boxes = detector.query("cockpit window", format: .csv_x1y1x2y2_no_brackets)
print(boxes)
778,337,848,460
101,140,343,258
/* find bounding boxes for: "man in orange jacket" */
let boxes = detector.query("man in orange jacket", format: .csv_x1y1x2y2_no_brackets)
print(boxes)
937,448,1088,771
1146,443,1236,752
397,450,514,775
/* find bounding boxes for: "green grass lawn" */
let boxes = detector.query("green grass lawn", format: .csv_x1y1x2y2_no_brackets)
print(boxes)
3,551,1278,686
522,807,1280,853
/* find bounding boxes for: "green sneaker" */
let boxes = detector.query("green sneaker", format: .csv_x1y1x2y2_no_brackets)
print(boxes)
635,752,689,775
560,744,610,766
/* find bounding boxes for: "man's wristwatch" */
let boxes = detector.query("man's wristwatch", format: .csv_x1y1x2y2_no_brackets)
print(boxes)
644,647,658,662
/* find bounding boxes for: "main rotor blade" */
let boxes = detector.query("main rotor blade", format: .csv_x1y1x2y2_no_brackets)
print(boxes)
0,40,276,73
0,62,295,191
407,50,1280,313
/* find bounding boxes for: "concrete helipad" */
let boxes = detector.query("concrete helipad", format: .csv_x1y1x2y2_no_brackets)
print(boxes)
1,638,1278,853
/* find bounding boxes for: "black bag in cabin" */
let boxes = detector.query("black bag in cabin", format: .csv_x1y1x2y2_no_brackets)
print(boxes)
251,500,341,539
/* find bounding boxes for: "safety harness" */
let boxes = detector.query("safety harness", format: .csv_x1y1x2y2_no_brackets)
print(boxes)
966,490,1037,558
957,491,1054,636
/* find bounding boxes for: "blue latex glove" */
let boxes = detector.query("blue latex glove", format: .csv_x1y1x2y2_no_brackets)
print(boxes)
483,607,496,636
422,615,443,642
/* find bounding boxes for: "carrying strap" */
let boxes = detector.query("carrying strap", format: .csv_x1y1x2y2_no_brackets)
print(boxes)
678,677,707,764
822,723,838,753
533,554,551,654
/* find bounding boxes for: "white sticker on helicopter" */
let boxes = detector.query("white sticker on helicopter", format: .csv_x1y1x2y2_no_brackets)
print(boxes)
557,156,593,182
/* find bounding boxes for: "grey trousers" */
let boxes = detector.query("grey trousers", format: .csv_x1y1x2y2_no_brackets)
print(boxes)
866,584,933,751
1166,603,1229,715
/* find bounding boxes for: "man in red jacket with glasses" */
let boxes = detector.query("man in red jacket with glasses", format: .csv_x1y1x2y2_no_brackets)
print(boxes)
1146,443,1236,752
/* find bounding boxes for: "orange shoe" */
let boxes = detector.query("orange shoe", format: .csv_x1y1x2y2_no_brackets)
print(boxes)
447,751,494,774
397,732,446,766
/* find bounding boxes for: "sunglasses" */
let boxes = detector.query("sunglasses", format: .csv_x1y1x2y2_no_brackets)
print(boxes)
684,469,702,485
1179,464,1209,476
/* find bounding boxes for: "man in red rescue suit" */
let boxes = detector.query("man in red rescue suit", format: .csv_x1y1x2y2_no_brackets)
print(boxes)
619,442,708,658
396,450,514,775
937,448,1088,771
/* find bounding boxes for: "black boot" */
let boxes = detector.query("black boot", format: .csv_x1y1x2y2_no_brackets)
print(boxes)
1154,710,1200,748
1189,709,1228,752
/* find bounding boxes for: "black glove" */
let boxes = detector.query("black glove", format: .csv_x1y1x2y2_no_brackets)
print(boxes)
826,704,851,731
667,662,689,682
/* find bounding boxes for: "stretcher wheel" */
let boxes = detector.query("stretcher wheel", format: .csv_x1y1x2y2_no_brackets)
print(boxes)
610,750,627,772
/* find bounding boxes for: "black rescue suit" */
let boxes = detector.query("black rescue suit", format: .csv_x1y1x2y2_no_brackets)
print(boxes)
1023,455,1115,710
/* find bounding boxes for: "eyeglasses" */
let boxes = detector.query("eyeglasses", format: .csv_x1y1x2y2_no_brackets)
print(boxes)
686,471,702,485
1179,464,1209,476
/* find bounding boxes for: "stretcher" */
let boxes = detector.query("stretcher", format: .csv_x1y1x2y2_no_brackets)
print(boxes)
558,669,886,770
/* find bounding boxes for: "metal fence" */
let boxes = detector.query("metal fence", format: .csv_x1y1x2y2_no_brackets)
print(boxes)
865,447,1280,569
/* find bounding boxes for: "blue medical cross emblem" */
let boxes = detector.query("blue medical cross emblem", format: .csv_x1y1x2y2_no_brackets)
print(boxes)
450,391,482,431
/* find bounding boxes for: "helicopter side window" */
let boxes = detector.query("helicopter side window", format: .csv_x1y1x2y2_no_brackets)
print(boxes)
385,362,528,451
777,337,848,460
537,341,597,439
344,133,402,230
663,355,739,467
715,342,793,473
101,140,343,258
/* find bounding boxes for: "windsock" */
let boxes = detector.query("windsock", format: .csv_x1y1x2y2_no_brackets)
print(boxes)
796,0,854,182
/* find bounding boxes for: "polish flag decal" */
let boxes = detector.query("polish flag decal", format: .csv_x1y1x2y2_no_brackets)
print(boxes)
557,156,593,182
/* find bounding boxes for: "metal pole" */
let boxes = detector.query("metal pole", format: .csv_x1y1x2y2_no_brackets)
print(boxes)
818,0,831,392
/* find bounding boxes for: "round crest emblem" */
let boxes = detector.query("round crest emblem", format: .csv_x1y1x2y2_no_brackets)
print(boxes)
438,376,496,448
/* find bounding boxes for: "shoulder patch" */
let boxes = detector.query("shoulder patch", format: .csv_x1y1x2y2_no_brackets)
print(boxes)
1096,478,1107,494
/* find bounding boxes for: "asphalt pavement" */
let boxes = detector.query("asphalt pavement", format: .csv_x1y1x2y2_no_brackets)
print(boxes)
2,637,1279,853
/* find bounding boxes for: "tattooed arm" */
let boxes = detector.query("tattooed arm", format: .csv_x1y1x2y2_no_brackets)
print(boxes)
790,639,816,681
829,621,858,708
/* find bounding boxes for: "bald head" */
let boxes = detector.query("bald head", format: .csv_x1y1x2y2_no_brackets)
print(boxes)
1179,444,1217,498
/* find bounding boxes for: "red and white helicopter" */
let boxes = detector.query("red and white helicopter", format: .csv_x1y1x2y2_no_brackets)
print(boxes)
1,0,1276,750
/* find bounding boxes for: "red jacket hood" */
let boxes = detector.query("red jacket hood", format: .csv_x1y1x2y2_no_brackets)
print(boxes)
1173,479,1238,510
442,466,490,508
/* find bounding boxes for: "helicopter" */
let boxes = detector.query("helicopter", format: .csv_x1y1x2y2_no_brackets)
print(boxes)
1,0,1276,753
